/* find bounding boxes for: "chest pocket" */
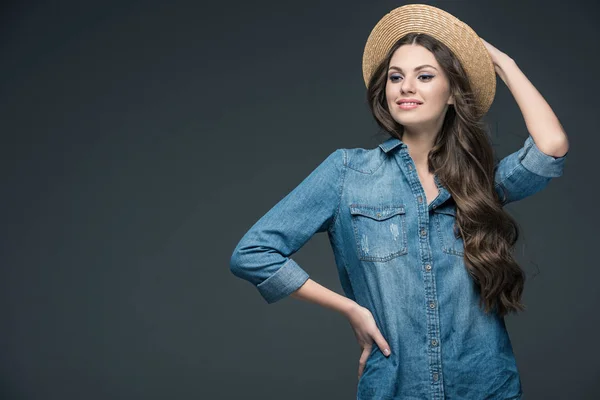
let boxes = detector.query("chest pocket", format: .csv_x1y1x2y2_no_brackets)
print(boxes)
349,204,408,262
432,206,464,257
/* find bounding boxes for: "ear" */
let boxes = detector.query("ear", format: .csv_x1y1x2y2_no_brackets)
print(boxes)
447,93,455,106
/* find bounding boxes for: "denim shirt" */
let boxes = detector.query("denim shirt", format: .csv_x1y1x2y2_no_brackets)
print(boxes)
230,135,567,400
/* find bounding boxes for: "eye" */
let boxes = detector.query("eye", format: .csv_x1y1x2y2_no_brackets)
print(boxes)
389,74,434,82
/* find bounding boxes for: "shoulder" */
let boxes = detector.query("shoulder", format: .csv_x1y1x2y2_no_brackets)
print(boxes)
339,144,387,174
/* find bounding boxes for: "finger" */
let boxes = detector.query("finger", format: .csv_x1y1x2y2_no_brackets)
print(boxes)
371,331,391,357
357,346,371,379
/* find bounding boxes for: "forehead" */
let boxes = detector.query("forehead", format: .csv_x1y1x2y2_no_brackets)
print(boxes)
389,44,439,68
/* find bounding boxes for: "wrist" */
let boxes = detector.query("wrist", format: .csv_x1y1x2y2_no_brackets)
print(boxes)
495,55,516,84
340,298,361,318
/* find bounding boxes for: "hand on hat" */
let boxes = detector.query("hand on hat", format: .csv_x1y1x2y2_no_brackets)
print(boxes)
480,38,508,65
480,38,514,80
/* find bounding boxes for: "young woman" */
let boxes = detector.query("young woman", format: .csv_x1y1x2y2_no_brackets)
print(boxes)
230,4,568,399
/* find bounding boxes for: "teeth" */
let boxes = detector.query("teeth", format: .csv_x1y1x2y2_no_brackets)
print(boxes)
400,102,420,105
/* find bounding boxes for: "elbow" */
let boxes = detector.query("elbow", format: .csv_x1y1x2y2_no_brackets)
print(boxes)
229,242,261,284
554,137,569,158
229,244,309,304
537,135,569,158
229,247,247,280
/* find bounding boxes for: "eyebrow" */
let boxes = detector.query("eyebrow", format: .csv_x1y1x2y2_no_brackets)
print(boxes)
388,64,438,72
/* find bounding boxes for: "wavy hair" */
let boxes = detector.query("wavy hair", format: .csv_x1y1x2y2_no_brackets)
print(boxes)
366,32,525,317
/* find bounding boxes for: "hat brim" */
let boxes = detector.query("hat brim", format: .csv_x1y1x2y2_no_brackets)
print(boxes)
362,4,496,118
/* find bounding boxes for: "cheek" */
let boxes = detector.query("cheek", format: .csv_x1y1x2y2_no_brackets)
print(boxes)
385,88,395,106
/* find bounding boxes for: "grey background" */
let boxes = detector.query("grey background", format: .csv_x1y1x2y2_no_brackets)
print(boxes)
1,0,596,399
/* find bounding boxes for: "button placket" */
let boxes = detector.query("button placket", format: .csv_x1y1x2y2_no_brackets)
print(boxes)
402,149,445,396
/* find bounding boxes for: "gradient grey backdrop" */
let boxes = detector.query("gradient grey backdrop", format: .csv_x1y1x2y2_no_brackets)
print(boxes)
1,0,596,399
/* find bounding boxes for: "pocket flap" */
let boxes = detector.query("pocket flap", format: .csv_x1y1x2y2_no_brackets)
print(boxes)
349,204,405,221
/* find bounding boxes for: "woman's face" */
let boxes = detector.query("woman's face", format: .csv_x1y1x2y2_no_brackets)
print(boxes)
385,44,454,131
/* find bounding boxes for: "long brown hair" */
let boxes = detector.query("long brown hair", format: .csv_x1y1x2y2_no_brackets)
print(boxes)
366,32,525,317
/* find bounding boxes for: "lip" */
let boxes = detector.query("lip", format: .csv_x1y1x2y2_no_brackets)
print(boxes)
397,102,421,110
396,98,423,105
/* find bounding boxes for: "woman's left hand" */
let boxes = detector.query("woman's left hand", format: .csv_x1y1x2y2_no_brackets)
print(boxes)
479,38,507,64
480,38,513,78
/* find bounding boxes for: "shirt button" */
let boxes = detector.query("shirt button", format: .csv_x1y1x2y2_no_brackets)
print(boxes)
431,339,438,346
433,373,439,381
417,196,423,203
429,302,435,308
409,164,413,170
420,229,426,236
425,264,432,270
376,212,381,217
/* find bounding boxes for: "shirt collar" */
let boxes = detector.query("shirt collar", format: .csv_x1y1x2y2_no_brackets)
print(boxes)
378,136,406,153
377,135,451,208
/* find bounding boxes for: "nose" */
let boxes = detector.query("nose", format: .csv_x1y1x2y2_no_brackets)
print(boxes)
400,76,416,94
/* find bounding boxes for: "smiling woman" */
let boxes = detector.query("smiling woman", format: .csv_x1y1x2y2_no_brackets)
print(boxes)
388,63,438,111
379,43,456,149
230,3,568,400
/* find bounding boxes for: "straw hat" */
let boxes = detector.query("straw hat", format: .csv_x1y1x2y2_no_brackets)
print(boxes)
362,3,496,118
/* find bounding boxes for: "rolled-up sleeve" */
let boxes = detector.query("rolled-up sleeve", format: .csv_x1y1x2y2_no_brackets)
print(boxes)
230,149,347,304
494,135,568,206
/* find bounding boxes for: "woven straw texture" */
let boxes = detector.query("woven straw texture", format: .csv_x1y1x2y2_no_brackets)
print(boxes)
362,4,496,118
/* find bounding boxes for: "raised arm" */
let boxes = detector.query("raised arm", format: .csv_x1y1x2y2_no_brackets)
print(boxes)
480,39,570,205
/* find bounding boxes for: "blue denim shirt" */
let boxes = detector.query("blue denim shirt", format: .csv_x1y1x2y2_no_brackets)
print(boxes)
230,135,567,399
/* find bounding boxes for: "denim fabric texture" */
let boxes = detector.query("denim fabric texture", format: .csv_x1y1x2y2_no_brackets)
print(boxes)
230,134,567,399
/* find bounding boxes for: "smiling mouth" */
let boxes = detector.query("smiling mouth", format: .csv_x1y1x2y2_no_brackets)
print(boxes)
397,102,421,109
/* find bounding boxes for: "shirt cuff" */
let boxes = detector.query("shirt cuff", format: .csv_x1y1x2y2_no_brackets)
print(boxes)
257,258,310,304
520,135,567,178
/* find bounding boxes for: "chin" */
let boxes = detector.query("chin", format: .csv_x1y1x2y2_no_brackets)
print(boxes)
393,116,420,125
